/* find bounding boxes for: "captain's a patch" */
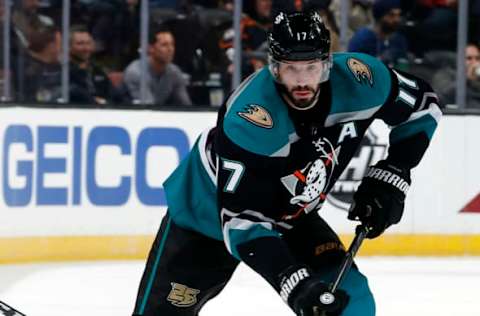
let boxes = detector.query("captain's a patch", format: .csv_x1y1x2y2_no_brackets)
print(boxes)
237,104,273,129
347,58,374,86
167,282,200,307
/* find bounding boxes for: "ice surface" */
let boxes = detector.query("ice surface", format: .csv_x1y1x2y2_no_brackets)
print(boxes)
0,257,479,316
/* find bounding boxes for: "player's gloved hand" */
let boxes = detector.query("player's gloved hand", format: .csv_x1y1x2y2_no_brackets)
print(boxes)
278,264,349,316
348,160,411,239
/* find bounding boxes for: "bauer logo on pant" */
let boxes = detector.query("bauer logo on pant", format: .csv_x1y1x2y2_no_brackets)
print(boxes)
167,282,200,307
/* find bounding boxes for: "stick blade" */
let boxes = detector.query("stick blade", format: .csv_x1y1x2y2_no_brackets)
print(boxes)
0,301,26,316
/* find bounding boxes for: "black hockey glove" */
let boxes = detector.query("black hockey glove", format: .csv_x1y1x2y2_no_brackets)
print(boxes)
278,264,349,316
348,160,411,239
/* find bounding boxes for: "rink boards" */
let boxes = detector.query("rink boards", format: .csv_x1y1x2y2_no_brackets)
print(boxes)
0,107,479,262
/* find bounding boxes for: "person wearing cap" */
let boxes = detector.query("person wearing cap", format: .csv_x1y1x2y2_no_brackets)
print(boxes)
131,10,441,316
348,0,408,68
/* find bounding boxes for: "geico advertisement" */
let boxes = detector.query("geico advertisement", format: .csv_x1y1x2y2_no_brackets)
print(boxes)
1,109,218,207
0,108,216,236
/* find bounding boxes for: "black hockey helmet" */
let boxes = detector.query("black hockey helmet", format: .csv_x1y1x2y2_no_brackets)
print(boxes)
268,11,331,62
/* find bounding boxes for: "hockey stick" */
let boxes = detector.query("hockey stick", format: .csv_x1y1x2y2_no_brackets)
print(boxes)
330,225,369,293
0,300,26,316
317,225,370,314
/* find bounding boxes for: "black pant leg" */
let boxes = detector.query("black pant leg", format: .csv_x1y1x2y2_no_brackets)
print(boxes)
283,212,347,272
132,213,240,316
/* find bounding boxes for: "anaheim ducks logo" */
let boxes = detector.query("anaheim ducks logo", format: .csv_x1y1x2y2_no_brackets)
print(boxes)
347,58,373,86
167,282,200,307
280,137,339,220
237,104,273,129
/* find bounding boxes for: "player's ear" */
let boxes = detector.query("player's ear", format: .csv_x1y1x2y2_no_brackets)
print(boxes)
269,63,280,80
273,65,279,77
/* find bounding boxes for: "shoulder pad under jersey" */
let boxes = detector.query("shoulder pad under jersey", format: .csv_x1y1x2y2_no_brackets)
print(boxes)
223,67,297,157
326,52,392,126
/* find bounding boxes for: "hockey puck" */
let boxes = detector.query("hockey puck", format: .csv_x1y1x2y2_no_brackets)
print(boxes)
319,292,335,305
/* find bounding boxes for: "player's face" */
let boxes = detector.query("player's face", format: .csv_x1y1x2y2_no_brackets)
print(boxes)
276,60,326,109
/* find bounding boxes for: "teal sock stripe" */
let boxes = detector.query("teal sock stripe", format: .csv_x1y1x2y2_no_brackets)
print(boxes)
137,217,172,315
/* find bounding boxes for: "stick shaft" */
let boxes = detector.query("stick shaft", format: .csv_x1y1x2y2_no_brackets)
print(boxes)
330,225,369,293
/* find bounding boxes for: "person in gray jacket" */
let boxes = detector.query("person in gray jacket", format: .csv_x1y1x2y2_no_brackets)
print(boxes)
123,24,192,106
432,43,480,109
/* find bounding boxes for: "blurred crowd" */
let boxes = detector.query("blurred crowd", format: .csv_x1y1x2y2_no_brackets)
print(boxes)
0,0,479,108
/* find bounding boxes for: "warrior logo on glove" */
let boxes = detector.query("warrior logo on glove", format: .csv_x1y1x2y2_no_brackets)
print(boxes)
281,137,340,220
348,160,411,239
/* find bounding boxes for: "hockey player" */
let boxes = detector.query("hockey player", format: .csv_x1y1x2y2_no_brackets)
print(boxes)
132,11,442,316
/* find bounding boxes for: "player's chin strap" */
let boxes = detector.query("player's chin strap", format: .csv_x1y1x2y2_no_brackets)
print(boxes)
0,300,26,316
317,225,370,316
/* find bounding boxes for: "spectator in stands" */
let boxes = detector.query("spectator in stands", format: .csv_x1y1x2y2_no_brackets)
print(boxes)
123,24,192,106
219,0,234,11
69,25,117,106
12,0,54,47
304,0,341,52
243,0,273,69
432,43,480,109
408,0,457,55
330,0,374,40
14,23,62,103
162,4,210,81
219,0,273,82
77,0,140,70
469,0,480,45
348,0,408,68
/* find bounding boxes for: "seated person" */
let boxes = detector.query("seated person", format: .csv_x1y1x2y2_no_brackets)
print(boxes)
123,24,192,106
348,0,408,68
432,43,480,108
68,25,117,105
14,22,62,103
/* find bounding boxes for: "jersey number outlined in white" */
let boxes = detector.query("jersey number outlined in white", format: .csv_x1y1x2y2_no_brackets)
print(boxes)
221,159,245,193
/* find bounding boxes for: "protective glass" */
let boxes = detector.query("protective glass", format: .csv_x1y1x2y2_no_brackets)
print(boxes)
269,57,332,86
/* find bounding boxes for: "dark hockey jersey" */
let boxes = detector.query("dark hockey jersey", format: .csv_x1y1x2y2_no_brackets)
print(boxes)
163,52,441,263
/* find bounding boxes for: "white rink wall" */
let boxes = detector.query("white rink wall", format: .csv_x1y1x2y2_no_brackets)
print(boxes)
0,107,479,261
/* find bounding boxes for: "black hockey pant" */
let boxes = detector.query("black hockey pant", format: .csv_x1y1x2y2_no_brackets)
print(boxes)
132,211,374,316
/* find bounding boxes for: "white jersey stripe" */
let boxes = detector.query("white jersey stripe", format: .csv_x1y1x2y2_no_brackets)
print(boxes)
325,105,382,127
197,128,216,184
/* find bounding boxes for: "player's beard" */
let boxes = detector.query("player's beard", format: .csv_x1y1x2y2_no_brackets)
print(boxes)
284,85,321,110
276,80,332,137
